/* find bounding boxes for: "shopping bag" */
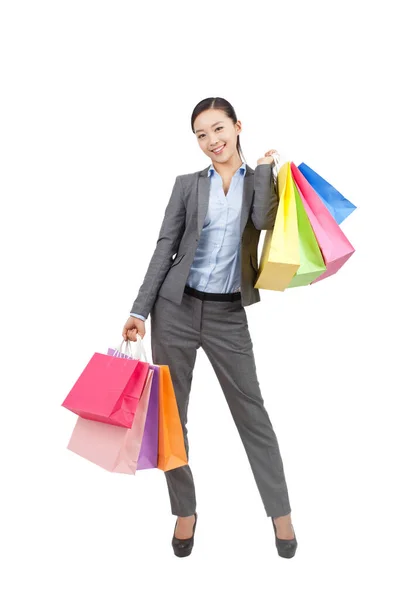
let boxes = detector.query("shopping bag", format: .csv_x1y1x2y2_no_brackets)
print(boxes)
157,365,188,472
62,341,150,427
291,163,355,283
297,162,356,224
67,368,154,474
137,364,159,470
287,179,327,287
255,161,301,291
107,340,159,470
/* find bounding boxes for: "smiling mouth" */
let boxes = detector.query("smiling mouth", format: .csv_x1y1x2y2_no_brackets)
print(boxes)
212,144,226,154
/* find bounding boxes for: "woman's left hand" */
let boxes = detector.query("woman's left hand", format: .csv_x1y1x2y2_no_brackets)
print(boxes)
257,149,278,166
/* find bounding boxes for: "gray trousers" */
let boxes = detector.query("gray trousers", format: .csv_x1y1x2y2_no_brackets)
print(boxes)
150,288,292,519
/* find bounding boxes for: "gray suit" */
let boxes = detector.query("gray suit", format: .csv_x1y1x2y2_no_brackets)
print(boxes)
131,163,292,518
130,163,280,318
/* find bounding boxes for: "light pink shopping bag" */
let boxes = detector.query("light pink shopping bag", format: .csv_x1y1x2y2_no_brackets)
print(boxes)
67,369,154,473
290,163,355,283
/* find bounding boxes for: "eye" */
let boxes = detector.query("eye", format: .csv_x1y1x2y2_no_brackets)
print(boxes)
198,126,224,140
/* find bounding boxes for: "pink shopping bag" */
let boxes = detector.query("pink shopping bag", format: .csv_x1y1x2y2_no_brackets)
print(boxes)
62,352,150,428
67,369,154,473
290,163,355,283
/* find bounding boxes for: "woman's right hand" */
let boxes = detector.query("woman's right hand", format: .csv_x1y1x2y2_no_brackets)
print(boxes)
122,316,146,342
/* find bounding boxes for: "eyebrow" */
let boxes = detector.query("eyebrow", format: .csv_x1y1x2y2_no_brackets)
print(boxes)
194,121,224,134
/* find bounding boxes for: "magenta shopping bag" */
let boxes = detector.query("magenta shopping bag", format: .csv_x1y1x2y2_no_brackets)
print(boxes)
62,351,149,428
290,163,355,283
107,344,159,470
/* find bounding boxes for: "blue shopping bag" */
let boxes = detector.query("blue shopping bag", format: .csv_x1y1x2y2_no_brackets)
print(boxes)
297,162,356,224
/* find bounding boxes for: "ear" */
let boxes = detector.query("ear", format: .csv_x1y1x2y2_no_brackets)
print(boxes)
235,120,242,134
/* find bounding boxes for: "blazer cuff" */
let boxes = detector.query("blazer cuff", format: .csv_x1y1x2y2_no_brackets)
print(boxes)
255,162,274,170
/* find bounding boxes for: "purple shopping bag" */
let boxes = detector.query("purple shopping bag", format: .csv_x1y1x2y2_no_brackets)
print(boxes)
137,364,159,469
107,344,159,470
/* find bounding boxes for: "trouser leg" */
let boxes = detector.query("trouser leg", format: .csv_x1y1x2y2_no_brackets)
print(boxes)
200,298,292,518
150,293,200,517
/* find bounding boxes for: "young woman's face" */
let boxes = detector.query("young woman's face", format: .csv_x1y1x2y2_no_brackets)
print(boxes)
193,109,242,164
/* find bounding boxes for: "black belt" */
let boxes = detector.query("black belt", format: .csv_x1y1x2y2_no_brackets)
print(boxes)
184,285,241,302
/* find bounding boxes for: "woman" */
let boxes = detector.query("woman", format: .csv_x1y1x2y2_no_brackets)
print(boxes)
122,97,297,559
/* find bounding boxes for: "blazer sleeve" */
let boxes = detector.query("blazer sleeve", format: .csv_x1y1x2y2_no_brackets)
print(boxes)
129,175,186,319
251,163,279,230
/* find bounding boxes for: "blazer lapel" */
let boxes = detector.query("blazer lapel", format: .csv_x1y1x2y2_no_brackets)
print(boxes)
197,164,255,239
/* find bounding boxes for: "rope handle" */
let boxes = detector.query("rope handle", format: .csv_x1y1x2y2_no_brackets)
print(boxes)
110,334,149,363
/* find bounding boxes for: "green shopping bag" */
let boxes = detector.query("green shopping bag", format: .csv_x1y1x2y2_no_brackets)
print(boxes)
287,179,326,287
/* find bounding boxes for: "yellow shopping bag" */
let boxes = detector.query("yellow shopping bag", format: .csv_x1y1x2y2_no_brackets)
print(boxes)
255,161,300,291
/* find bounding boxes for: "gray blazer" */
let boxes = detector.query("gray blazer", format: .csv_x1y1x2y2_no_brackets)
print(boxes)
130,163,278,319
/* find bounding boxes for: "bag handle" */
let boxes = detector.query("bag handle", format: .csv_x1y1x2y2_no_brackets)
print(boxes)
112,335,149,363
271,152,282,185
110,341,132,358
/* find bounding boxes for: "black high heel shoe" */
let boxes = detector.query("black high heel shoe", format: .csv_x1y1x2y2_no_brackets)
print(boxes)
271,516,298,558
172,512,198,558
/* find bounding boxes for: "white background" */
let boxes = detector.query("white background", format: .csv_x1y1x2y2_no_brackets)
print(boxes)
1,1,399,598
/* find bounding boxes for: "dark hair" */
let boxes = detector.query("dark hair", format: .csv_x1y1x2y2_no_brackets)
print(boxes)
191,97,247,164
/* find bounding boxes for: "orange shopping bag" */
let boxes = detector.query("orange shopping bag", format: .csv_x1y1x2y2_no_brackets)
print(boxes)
157,365,188,472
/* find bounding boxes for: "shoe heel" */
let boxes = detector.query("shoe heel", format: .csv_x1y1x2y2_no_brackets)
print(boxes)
271,516,298,559
172,512,198,558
